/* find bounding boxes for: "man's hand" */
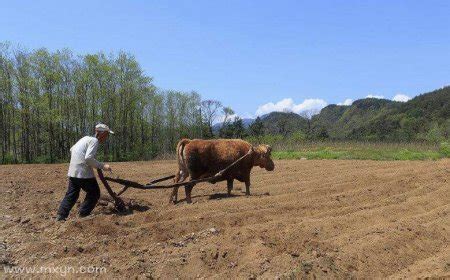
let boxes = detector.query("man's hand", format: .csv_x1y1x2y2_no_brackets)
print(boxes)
103,164,112,172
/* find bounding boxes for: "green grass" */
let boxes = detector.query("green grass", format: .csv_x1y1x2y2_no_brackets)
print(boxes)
272,142,449,161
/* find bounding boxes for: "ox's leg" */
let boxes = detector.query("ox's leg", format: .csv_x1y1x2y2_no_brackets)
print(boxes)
170,170,188,204
227,179,234,197
245,179,251,196
184,183,195,204
170,187,179,204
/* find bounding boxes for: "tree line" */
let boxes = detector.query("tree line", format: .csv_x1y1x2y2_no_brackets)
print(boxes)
2,43,448,164
0,43,234,164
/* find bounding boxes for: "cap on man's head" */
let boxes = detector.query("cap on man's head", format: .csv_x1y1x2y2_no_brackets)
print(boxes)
95,123,114,134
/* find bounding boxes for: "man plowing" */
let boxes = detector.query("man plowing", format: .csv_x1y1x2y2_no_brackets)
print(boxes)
56,124,114,221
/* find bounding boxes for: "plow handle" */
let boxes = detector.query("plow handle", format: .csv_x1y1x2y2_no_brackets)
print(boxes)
97,169,126,212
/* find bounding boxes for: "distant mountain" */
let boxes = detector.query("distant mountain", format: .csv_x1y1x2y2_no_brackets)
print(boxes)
213,86,449,140
312,98,401,138
213,112,309,136
212,118,255,133
242,118,255,127
312,86,450,140
259,111,308,135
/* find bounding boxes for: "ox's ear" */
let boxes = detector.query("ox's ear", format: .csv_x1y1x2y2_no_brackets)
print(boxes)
261,145,272,156
259,144,272,157
255,144,272,157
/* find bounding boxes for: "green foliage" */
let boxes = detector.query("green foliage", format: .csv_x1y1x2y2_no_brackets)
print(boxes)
313,126,329,140
289,131,307,142
220,117,247,139
0,43,208,164
248,116,264,137
1,153,16,164
2,41,449,164
310,87,450,141
245,89,449,143
439,142,450,157
260,112,308,136
425,123,444,143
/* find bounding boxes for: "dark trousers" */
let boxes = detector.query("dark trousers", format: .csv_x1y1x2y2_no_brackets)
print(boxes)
57,177,100,218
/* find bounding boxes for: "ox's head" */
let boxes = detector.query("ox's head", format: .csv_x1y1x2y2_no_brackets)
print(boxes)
253,144,275,171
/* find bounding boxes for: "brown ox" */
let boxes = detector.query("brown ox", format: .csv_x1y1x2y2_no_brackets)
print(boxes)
170,139,275,204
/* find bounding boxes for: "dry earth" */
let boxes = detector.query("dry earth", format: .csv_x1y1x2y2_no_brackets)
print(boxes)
1,159,449,279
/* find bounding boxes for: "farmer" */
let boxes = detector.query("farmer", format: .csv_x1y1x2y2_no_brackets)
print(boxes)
56,124,114,221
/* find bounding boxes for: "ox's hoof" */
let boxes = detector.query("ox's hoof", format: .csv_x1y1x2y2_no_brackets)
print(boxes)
169,199,177,205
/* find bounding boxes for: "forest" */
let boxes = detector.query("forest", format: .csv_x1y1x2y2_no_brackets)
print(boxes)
0,43,226,163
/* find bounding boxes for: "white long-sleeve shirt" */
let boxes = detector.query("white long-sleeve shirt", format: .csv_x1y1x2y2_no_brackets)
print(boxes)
67,136,105,178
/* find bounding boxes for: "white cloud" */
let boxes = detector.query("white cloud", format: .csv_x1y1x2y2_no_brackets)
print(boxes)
392,94,411,102
256,98,327,116
366,94,385,99
249,92,412,120
217,113,238,123
256,98,294,116
338,99,353,106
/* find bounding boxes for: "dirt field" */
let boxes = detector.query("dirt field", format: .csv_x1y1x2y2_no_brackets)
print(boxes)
1,159,449,278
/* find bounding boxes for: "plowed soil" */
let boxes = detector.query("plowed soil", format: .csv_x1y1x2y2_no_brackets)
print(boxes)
1,159,449,278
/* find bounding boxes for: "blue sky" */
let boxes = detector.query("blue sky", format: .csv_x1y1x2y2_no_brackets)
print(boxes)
2,0,449,118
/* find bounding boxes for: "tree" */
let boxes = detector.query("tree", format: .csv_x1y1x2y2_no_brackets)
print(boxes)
219,107,235,138
300,109,319,136
201,100,222,138
249,116,264,137
221,107,234,126
219,116,246,139
231,117,246,138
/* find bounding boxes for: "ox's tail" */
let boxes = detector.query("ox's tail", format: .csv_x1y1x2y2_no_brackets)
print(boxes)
175,139,190,183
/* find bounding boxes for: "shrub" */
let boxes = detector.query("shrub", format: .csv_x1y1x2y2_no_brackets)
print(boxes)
1,153,16,164
439,142,450,157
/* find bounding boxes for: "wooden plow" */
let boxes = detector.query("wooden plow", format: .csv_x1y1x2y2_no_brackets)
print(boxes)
97,147,253,211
